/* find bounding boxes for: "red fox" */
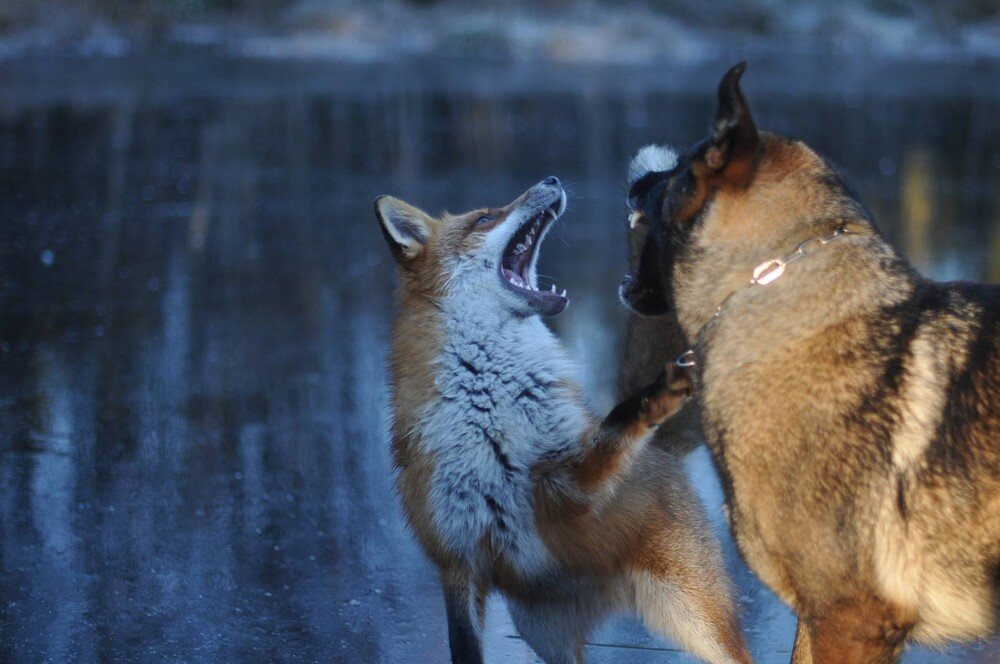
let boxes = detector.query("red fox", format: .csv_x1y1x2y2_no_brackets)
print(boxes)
376,177,750,664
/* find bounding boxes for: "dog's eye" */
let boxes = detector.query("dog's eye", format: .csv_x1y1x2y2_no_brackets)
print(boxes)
475,214,495,226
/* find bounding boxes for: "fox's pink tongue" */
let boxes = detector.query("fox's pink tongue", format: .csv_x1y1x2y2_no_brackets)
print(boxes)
502,267,527,288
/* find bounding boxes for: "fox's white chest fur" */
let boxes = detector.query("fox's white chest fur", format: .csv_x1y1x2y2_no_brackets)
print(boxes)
417,301,589,577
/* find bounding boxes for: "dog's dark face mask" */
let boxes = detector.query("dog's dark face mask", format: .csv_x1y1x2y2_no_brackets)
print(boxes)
620,61,761,317
620,168,677,316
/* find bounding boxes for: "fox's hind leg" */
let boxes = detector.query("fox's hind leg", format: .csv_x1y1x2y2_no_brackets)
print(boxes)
628,474,751,664
631,567,750,664
632,568,751,664
508,589,613,664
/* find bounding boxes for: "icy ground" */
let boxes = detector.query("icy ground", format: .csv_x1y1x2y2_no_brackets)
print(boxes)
0,53,998,662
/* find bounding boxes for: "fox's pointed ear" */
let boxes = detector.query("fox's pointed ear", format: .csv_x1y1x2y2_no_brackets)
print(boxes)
375,195,433,261
700,62,759,185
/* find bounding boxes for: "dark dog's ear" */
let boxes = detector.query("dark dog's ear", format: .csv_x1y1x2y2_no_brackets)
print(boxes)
626,146,678,229
628,145,678,190
375,195,433,262
697,62,759,186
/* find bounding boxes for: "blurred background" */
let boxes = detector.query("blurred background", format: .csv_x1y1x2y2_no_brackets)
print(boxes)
0,1,998,662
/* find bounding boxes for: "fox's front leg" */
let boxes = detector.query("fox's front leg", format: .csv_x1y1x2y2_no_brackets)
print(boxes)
441,569,486,664
575,364,692,491
632,362,692,427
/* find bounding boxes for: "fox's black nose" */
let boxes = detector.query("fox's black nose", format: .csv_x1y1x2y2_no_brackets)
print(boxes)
543,176,560,187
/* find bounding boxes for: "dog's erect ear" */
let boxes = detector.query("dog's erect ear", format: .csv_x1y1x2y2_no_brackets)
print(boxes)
700,62,759,185
375,196,433,261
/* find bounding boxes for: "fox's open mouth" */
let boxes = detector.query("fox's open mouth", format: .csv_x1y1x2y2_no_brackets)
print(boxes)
500,193,568,316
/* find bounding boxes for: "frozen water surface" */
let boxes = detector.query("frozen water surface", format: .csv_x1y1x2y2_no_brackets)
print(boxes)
1,53,999,662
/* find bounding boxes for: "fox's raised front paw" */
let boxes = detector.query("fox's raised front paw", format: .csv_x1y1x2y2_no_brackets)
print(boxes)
638,363,692,427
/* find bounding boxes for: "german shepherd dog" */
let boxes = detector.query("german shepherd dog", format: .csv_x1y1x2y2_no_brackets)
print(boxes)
377,180,750,663
620,63,1000,663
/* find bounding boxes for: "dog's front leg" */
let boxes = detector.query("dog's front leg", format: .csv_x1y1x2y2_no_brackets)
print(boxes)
574,364,691,493
790,618,812,664
441,570,485,664
800,597,913,664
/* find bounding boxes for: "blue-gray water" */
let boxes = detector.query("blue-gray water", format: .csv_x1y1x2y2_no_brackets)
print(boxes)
1,53,999,662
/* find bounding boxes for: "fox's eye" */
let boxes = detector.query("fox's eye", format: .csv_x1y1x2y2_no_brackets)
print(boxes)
475,214,495,226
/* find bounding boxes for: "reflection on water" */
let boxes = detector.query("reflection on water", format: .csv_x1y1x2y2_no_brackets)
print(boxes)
0,56,998,662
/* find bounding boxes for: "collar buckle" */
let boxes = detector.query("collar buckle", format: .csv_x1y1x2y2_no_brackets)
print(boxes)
751,259,787,286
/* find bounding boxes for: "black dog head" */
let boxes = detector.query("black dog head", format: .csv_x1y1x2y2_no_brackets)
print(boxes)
620,62,760,317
